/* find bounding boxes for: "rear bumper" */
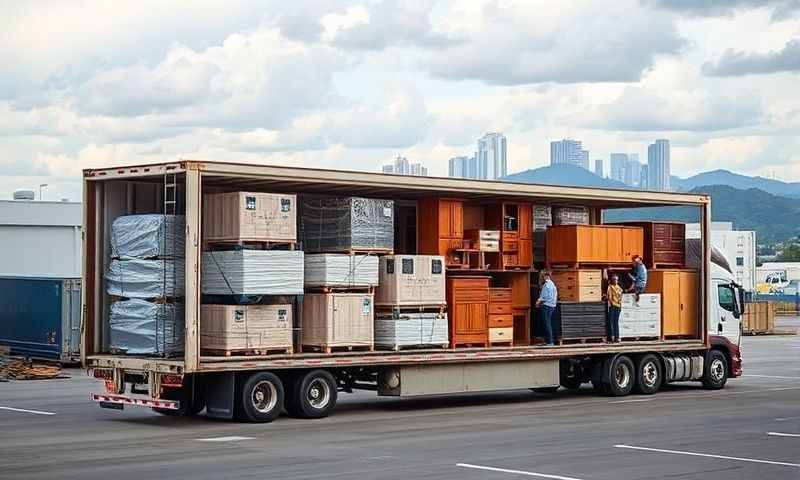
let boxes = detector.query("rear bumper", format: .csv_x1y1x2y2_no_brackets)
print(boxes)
91,393,179,410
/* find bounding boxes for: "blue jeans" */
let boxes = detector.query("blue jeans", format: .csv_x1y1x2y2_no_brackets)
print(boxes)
608,306,621,340
541,305,556,345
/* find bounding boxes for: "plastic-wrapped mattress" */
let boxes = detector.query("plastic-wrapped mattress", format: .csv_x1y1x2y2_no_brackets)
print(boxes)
106,258,185,298
111,214,185,259
301,196,394,253
109,299,184,356
304,254,379,288
202,250,304,295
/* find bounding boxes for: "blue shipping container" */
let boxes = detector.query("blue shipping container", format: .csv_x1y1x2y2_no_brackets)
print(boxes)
0,277,81,362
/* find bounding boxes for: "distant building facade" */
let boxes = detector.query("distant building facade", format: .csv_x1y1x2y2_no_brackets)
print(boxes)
640,165,649,190
686,222,756,292
594,159,604,177
448,155,478,179
477,132,507,180
626,154,641,187
383,156,427,176
551,139,589,170
647,139,671,191
610,153,628,182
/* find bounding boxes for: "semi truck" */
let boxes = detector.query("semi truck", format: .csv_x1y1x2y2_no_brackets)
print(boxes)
82,160,745,422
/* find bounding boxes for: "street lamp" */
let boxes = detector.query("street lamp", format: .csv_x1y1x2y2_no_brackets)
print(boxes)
39,183,48,201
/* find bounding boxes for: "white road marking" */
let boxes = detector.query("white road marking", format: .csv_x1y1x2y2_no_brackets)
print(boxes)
614,444,800,468
743,374,800,380
0,406,56,416
195,436,255,442
609,398,655,404
457,463,584,480
775,416,800,422
768,432,800,438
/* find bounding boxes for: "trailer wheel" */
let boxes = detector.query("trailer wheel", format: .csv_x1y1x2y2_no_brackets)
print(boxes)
702,350,728,390
285,370,337,419
606,355,635,397
634,354,662,395
237,372,284,423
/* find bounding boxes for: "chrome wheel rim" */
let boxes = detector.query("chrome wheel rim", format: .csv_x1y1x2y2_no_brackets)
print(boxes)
252,380,278,413
710,358,725,382
307,378,331,409
642,361,658,387
615,363,631,389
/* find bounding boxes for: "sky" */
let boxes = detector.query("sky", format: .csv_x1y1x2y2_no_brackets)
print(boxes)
3,0,800,201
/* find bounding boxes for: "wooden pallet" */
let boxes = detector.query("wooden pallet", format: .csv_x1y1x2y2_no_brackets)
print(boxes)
375,304,447,314
203,240,297,251
489,341,514,347
301,344,374,354
202,347,293,357
558,336,607,345
307,286,375,294
620,336,659,342
452,342,488,349
376,343,449,352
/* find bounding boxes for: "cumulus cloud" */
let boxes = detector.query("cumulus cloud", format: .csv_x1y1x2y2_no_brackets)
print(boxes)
426,1,685,85
703,38,800,76
645,0,800,20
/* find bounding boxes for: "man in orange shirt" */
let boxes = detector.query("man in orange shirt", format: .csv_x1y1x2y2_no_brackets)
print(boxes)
607,274,623,343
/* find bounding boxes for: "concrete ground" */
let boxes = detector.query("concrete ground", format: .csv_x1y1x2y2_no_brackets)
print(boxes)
1,319,798,480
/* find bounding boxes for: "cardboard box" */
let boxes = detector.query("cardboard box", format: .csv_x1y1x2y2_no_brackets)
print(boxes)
374,255,446,306
203,192,297,243
201,304,292,352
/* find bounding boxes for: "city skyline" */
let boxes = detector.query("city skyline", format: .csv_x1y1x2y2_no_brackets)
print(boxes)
550,139,590,170
447,131,508,180
382,156,428,176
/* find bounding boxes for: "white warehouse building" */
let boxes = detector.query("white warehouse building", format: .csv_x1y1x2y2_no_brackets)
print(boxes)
686,222,756,292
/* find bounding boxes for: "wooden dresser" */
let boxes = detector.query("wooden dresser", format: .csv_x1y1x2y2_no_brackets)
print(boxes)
546,225,643,266
550,269,602,302
446,276,489,348
418,198,464,267
645,270,699,338
620,222,686,269
488,287,513,346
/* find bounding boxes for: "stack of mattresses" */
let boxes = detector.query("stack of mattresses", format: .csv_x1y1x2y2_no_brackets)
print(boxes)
201,250,304,296
304,254,379,288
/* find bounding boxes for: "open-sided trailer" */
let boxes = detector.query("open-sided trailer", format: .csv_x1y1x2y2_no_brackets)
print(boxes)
82,160,744,422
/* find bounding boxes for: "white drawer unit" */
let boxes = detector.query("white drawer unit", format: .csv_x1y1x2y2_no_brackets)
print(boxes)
619,294,661,338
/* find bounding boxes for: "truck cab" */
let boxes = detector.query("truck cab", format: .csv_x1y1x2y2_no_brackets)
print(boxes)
709,258,745,378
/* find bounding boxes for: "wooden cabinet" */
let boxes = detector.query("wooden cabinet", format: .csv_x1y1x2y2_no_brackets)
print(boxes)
446,276,490,348
546,225,644,266
645,270,699,338
418,198,464,267
550,269,602,302
489,287,513,345
620,222,686,268
485,202,533,269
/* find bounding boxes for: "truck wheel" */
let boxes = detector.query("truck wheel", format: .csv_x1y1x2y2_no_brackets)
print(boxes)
634,354,662,395
607,355,635,397
702,350,728,390
285,370,337,419
237,372,284,423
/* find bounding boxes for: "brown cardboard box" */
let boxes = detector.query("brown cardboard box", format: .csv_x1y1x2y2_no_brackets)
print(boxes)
201,304,293,352
203,192,297,243
374,255,446,306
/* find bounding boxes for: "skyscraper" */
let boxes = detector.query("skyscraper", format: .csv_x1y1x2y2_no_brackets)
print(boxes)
383,156,428,176
551,139,589,170
609,153,628,182
626,154,641,187
477,132,507,180
448,155,479,179
640,164,649,191
594,159,604,177
647,139,671,191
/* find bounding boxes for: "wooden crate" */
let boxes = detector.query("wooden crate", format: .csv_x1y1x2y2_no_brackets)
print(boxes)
374,255,446,306
200,304,292,354
550,269,602,302
546,225,643,266
742,302,775,334
203,192,297,243
645,270,699,338
301,293,374,351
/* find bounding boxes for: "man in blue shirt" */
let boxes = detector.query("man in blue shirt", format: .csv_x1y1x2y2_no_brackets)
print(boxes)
536,271,558,346
627,255,648,302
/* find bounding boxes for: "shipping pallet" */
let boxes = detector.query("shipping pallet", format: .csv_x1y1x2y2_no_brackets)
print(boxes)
558,336,607,345
302,344,374,354
307,286,375,294
375,304,447,315
451,342,488,349
376,343,449,352
203,240,297,251
202,347,293,357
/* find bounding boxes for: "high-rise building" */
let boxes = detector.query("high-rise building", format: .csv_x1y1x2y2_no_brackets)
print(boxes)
640,165,649,190
382,165,394,174
551,139,589,170
448,155,480,179
626,154,641,187
477,132,507,180
383,156,428,176
409,163,428,176
647,139,671,191
609,153,628,182
594,159,604,177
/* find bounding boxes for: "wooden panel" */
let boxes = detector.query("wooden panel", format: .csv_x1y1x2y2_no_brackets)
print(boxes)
450,200,463,238
517,239,533,268
518,203,532,239
646,270,699,338
447,276,490,347
462,204,485,231
546,225,643,265
679,271,699,336
489,327,513,343
489,314,513,328
622,227,644,261
558,285,602,302
606,227,623,262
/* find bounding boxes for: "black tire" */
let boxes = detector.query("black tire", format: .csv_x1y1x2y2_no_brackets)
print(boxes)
237,372,285,423
606,355,635,397
634,354,662,395
531,386,560,394
285,370,337,419
702,350,728,390
153,376,205,416
561,375,582,390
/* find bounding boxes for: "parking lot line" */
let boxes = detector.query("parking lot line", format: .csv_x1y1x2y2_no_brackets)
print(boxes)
743,374,800,380
608,398,655,404
195,436,255,442
767,432,800,438
0,406,56,416
775,416,800,422
457,463,584,480
614,444,800,468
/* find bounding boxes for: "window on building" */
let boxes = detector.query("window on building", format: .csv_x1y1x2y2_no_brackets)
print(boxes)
736,257,744,266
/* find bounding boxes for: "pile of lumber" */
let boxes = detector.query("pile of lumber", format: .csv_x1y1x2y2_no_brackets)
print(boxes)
0,358,62,381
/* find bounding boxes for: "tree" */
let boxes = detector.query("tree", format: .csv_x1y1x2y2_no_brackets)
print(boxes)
777,243,800,262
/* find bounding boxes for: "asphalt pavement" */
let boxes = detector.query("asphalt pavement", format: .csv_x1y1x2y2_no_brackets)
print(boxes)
1,318,798,480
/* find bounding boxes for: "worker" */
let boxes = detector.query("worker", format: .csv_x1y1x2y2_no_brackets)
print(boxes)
627,255,648,302
536,271,558,346
606,274,623,343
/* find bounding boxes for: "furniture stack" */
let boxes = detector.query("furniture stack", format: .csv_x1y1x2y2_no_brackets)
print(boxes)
374,255,448,350
199,192,301,356
619,293,661,340
106,214,185,357
545,269,606,344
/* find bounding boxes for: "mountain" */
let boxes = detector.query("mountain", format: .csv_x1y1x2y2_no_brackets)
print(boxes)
503,164,629,189
672,169,800,198
604,185,800,243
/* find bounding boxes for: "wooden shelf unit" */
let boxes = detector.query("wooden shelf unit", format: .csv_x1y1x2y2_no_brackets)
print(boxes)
418,198,464,268
446,276,490,348
485,202,533,270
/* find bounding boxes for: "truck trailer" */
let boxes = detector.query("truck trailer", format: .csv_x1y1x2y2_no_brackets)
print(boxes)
82,160,745,422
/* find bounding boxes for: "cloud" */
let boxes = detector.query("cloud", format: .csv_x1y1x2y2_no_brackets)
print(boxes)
584,86,763,132
645,0,800,20
703,38,800,76
426,1,685,85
